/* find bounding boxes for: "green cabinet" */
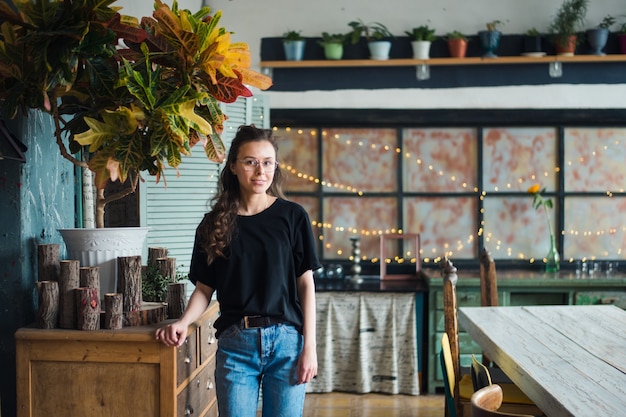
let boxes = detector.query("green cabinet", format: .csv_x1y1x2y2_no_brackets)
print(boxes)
425,270,626,394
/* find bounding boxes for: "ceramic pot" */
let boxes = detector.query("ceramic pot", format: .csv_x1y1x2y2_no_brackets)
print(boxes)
368,40,392,60
523,35,543,53
478,30,501,58
411,41,432,60
447,39,467,58
59,227,149,297
283,40,306,61
587,28,609,55
323,43,344,60
554,35,577,56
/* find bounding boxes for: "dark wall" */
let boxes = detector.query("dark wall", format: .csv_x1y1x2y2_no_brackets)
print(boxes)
0,112,74,417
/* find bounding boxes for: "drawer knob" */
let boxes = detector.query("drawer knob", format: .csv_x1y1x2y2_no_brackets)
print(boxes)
206,379,214,390
208,334,216,344
196,378,201,388
184,405,194,415
184,355,192,364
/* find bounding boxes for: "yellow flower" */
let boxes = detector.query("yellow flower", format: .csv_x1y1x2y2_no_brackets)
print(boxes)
528,183,553,211
528,183,555,239
527,184,540,194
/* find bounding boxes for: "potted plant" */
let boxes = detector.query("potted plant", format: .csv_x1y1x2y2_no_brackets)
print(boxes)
523,28,545,55
405,25,436,59
0,0,271,294
348,19,394,60
549,0,589,55
318,32,347,60
446,31,468,58
283,30,306,61
587,15,615,55
478,20,503,58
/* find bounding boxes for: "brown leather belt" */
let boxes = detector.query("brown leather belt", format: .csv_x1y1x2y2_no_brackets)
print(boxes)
240,315,284,329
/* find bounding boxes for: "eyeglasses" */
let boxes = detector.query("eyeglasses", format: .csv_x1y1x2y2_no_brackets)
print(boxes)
237,158,278,172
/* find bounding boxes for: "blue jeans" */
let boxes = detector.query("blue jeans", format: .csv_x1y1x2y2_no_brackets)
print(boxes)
215,323,306,417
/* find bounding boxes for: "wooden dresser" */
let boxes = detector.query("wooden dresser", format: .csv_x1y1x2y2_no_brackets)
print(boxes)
16,301,220,417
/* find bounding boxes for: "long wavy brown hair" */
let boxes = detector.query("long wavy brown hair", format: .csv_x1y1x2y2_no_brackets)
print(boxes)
199,125,286,265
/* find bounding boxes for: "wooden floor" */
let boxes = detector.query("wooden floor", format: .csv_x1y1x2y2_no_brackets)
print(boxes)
257,392,445,417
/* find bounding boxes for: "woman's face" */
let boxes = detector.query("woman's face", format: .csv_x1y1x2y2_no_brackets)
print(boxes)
230,140,277,196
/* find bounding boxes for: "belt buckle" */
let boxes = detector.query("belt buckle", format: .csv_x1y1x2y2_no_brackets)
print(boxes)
243,315,261,329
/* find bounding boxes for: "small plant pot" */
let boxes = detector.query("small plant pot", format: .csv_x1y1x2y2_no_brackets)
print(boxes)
411,41,432,59
554,35,577,56
447,39,467,58
368,40,392,60
586,28,609,56
283,40,306,61
523,35,543,54
323,43,344,60
478,30,501,58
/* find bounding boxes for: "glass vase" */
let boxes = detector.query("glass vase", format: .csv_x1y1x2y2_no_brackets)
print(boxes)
545,235,560,273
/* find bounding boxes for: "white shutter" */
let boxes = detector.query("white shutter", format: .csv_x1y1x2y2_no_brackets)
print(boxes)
140,95,269,279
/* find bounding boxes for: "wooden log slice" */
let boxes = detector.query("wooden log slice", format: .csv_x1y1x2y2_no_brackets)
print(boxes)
157,257,176,280
79,266,101,299
148,247,169,269
124,302,168,327
103,293,123,330
36,281,59,329
75,287,100,331
37,244,60,282
58,260,80,329
117,256,142,312
166,282,186,319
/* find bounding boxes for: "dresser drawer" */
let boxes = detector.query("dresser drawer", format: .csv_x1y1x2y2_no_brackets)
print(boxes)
177,329,199,386
200,308,219,365
177,354,217,417
201,399,218,417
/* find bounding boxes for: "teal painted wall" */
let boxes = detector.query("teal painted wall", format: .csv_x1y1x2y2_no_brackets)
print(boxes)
0,111,75,417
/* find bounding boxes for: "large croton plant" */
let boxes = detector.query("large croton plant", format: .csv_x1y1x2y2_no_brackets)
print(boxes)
0,0,272,227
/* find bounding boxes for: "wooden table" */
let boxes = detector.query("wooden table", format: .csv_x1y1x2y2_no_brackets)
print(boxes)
458,305,626,417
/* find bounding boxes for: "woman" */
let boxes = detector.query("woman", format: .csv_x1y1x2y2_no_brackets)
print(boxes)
155,125,319,417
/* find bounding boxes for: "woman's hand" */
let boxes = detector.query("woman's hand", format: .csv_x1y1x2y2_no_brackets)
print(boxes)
155,321,189,347
297,343,318,384
154,282,214,347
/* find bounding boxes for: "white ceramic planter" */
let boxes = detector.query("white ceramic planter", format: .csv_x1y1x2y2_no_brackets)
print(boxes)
411,41,431,59
59,227,149,297
368,41,392,60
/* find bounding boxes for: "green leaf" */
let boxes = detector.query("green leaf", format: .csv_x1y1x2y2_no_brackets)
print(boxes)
74,116,118,152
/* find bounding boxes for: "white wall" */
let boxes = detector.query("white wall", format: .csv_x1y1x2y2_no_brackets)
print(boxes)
117,0,626,109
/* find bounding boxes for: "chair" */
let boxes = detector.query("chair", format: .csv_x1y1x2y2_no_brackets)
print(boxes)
441,257,543,417
470,355,538,411
441,332,474,417
441,257,473,417
471,385,534,417
479,248,498,367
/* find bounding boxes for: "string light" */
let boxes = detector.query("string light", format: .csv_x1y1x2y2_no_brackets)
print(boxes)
278,126,626,261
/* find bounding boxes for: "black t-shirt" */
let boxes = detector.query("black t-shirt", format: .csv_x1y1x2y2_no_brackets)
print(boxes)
189,198,321,337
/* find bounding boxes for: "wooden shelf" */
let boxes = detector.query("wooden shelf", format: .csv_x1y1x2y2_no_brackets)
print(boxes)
261,55,626,68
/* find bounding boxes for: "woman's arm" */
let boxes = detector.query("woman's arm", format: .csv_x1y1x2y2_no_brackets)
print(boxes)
155,281,215,347
296,269,317,384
